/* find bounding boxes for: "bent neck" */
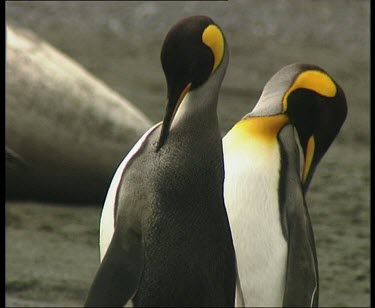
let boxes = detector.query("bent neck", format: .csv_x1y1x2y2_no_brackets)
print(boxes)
171,91,219,134
171,62,227,134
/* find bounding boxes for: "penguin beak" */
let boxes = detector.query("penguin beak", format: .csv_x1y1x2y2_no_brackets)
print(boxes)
156,82,192,151
301,134,316,191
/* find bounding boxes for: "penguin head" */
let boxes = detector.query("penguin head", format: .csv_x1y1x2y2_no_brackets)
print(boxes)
250,63,347,191
157,15,228,150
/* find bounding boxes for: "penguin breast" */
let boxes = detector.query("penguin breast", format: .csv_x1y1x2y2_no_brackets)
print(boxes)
223,133,288,306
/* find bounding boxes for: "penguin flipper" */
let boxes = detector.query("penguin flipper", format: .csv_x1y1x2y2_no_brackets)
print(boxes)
234,255,245,307
283,194,319,307
85,228,144,307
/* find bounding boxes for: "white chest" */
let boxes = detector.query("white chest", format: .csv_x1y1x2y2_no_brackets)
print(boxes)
223,138,288,307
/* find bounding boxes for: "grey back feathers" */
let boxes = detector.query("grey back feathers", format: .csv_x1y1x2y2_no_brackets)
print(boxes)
250,64,303,116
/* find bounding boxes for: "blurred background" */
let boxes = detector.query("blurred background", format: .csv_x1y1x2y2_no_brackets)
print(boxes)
6,1,369,307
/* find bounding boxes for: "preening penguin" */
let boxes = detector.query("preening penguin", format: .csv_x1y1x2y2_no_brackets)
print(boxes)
223,63,347,307
85,15,236,307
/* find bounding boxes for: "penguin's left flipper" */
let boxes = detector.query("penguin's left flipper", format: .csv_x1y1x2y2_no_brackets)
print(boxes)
278,127,319,307
85,227,144,307
283,192,319,308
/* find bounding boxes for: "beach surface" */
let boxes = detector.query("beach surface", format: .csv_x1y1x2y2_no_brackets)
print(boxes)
6,1,370,307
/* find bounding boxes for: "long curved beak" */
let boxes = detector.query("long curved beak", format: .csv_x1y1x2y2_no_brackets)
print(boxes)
301,135,316,192
156,82,192,151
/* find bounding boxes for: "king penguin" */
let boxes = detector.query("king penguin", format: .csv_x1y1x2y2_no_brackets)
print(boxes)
223,63,347,307
84,15,236,307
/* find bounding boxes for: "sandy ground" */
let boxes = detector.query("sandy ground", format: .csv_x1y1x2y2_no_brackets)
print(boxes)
6,1,370,307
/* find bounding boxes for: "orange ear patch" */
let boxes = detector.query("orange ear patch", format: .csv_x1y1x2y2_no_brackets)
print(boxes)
202,25,224,73
282,70,337,112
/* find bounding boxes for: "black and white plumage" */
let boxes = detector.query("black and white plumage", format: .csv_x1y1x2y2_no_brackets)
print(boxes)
85,15,236,307
223,63,347,307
